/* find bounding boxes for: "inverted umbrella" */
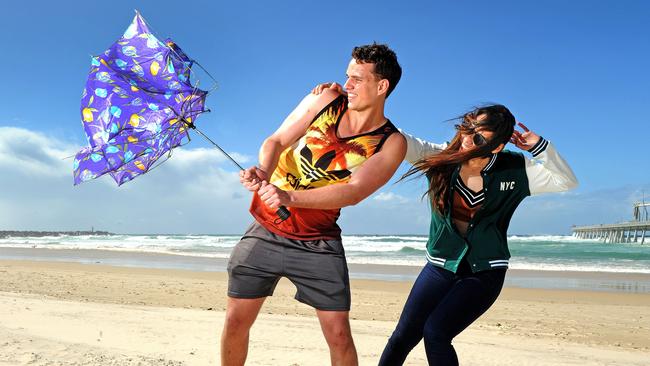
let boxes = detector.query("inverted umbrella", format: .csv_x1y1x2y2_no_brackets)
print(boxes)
73,11,290,221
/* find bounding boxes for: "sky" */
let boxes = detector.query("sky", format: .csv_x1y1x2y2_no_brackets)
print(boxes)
0,0,648,235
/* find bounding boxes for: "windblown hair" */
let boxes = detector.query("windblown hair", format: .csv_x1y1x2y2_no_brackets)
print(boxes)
403,104,516,215
352,43,402,97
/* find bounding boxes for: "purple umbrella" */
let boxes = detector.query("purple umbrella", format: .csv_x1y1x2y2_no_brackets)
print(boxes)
73,11,209,186
73,11,290,221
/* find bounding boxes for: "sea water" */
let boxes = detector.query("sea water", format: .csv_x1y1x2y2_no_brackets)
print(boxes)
1,233,649,274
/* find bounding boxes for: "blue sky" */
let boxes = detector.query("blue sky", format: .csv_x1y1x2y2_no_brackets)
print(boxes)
1,0,648,235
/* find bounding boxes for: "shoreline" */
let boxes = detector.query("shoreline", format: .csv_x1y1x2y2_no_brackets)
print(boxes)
2,247,650,293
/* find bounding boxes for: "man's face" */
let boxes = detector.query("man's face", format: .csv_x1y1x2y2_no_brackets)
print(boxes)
343,58,382,111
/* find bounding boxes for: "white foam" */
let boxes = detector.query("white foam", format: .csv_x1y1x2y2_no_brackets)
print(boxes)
2,233,649,275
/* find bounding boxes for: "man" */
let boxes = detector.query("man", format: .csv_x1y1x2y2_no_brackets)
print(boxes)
221,43,406,366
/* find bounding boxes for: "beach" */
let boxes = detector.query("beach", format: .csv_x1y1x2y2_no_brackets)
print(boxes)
1,253,649,365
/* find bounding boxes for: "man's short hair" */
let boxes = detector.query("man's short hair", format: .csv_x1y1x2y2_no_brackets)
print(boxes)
352,43,402,97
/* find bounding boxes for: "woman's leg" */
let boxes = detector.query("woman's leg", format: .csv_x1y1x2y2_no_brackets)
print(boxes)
378,263,455,366
422,269,506,366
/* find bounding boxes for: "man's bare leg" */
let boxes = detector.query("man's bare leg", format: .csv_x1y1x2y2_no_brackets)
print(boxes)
316,309,358,366
221,297,266,366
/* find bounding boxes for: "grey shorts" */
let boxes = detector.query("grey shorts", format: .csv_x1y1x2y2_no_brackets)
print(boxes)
227,222,351,311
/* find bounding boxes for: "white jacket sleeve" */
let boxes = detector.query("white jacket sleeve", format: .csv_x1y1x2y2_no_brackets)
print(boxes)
399,129,448,165
525,137,578,195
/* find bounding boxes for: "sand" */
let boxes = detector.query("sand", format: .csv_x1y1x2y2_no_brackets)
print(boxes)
1,259,649,365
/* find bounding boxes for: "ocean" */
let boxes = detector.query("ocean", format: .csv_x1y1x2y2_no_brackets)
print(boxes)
1,233,649,274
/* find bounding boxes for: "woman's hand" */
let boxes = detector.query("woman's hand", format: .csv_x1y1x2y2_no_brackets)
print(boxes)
311,82,345,95
510,122,541,151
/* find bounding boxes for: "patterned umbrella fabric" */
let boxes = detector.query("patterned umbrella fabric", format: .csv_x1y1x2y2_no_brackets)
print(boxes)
73,11,208,185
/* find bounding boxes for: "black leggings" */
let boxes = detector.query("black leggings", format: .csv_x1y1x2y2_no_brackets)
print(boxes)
379,261,506,366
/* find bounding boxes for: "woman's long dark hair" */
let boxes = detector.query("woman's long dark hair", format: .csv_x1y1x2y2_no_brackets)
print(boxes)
403,104,516,215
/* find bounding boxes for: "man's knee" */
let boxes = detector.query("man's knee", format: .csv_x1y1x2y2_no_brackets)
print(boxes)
224,311,251,333
321,317,354,348
223,298,264,336
326,331,354,351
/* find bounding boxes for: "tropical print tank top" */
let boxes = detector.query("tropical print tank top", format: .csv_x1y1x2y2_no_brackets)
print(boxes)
250,95,398,240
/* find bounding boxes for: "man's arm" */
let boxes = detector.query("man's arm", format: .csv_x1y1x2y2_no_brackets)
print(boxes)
258,132,407,209
240,89,340,191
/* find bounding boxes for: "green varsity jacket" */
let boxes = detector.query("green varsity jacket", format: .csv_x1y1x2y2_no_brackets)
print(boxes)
401,133,578,273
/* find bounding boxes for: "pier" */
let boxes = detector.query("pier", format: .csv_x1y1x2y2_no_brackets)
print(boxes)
572,202,650,244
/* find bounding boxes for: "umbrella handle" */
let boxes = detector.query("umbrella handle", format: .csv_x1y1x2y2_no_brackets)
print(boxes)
185,124,291,224
274,206,291,224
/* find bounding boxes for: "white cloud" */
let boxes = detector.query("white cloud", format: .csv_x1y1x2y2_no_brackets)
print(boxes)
0,127,73,177
372,191,409,204
0,127,255,234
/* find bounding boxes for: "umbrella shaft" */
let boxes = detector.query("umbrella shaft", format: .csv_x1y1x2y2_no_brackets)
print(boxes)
191,127,245,171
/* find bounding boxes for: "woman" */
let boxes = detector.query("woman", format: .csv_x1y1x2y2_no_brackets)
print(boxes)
378,104,578,365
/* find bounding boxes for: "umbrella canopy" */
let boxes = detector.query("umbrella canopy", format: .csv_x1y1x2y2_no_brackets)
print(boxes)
73,11,208,185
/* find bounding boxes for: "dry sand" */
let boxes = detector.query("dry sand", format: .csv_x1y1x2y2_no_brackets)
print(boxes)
1,259,649,365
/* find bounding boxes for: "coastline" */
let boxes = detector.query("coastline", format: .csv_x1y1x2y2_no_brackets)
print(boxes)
2,246,650,293
1,258,649,365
